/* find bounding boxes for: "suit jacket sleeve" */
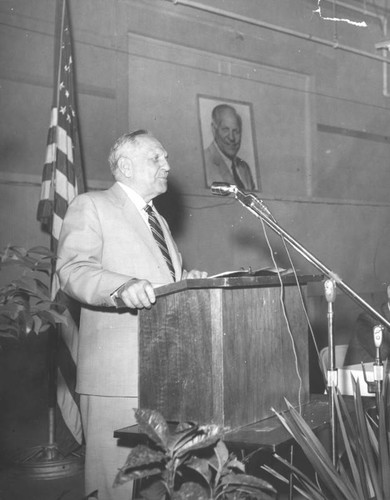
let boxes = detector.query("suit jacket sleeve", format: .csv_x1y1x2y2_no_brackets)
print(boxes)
56,194,133,307
57,187,183,308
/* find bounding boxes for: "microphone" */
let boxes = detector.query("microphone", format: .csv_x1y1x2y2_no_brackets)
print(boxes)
210,182,237,196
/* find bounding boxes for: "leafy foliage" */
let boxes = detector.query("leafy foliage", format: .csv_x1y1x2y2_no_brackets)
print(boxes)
0,245,67,343
264,368,390,500
113,408,277,500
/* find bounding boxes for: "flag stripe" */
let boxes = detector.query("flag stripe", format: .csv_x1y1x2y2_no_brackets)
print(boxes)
50,106,58,127
52,213,65,242
57,369,83,443
55,167,76,201
56,125,74,163
45,140,57,165
56,312,79,399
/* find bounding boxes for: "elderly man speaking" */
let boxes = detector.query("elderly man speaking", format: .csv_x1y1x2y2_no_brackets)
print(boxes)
56,130,207,500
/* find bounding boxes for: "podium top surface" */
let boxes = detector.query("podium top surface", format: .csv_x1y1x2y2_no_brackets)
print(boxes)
154,274,323,298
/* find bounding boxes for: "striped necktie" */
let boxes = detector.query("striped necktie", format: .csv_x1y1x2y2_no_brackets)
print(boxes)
231,158,245,190
144,205,176,281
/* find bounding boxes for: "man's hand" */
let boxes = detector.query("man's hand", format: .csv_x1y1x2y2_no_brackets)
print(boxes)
114,279,156,309
182,269,208,279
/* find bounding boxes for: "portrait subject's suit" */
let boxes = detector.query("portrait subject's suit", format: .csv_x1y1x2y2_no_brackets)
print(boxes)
56,181,182,499
204,141,255,190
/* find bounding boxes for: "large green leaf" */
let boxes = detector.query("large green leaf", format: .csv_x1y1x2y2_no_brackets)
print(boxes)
172,481,208,500
33,307,68,325
113,444,165,486
207,439,229,475
220,472,276,491
135,409,170,450
174,424,222,458
114,464,162,486
120,444,165,469
167,422,199,453
184,455,212,485
0,303,23,318
27,246,54,257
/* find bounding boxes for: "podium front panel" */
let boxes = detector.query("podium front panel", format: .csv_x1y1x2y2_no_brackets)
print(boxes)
139,278,311,429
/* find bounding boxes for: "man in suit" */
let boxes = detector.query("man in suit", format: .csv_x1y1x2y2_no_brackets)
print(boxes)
204,104,256,190
56,130,207,500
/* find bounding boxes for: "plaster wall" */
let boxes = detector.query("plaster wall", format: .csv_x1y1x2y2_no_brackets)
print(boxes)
1,0,390,354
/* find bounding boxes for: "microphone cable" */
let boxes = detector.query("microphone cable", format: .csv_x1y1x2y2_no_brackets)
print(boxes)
258,212,320,414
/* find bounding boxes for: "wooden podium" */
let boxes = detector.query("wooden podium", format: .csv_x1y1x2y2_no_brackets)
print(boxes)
139,274,321,429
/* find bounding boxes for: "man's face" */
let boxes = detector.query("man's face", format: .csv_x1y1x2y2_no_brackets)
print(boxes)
212,109,242,159
126,136,170,202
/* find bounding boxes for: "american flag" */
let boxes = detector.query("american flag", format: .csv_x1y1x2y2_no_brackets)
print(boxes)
37,0,84,448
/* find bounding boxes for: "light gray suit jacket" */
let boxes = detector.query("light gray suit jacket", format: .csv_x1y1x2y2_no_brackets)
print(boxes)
56,182,182,397
204,142,256,190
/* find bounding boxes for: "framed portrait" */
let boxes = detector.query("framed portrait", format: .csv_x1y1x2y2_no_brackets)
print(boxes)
197,94,260,191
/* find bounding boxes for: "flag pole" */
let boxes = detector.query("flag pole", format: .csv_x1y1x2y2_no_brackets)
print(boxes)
46,0,66,456
13,0,84,479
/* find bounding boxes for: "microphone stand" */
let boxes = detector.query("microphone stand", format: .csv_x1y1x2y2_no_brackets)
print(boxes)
212,183,390,469
219,185,390,330
324,279,337,465
362,325,384,413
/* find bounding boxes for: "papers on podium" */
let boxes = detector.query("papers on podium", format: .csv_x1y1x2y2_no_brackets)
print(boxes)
209,266,294,279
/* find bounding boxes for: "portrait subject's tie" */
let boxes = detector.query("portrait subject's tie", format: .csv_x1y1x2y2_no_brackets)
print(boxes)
144,204,176,281
231,159,245,190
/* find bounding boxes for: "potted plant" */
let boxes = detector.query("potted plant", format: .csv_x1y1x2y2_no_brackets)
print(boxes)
263,372,390,500
0,244,67,343
112,408,277,500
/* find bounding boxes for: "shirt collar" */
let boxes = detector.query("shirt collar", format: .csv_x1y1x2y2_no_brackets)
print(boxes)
214,141,233,168
117,182,152,212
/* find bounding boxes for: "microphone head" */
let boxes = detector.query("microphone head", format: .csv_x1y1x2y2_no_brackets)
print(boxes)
210,182,236,196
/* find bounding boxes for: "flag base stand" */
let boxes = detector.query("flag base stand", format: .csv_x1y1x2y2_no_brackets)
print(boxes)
12,442,84,480
11,406,84,480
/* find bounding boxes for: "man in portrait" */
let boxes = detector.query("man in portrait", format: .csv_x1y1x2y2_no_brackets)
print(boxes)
204,103,256,190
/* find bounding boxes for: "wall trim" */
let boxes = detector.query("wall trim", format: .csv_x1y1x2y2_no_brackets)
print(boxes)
0,172,111,191
1,171,390,208
318,123,390,144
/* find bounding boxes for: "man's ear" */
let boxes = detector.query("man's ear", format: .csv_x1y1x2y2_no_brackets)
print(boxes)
117,157,132,178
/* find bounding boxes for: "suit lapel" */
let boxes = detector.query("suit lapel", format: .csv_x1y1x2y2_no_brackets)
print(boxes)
108,183,179,281
210,143,234,184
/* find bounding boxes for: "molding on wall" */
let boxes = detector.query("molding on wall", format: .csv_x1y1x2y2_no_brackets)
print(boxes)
318,123,390,144
0,70,116,99
0,172,111,191
1,171,390,208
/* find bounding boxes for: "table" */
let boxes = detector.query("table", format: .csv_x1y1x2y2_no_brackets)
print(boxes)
114,395,331,453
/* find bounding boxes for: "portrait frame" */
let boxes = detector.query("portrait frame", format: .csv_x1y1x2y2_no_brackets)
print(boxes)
197,94,260,191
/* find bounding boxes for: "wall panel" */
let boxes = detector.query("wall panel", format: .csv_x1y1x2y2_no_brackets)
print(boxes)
127,33,314,198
